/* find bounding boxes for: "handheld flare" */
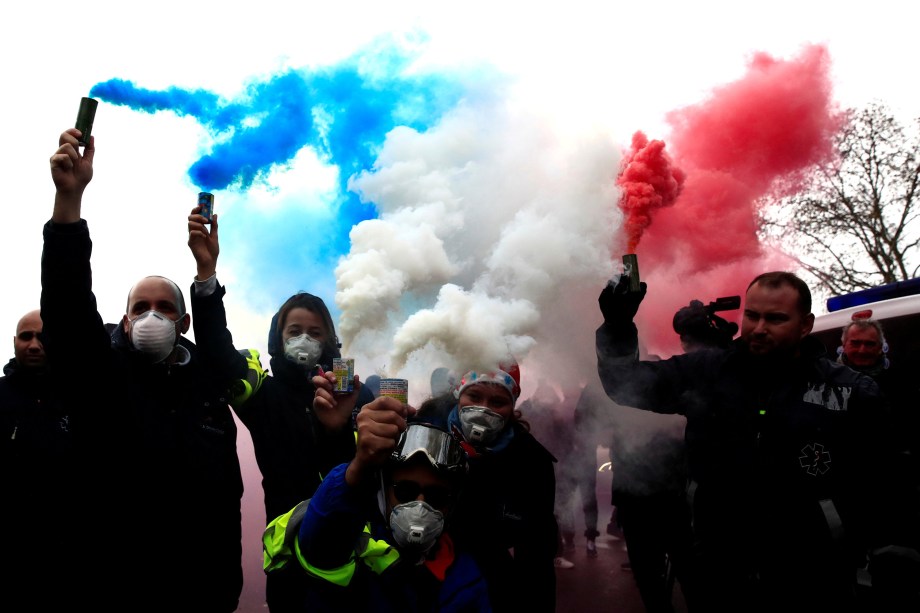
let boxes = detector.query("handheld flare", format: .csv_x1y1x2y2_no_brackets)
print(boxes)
75,97,98,147
622,254,640,293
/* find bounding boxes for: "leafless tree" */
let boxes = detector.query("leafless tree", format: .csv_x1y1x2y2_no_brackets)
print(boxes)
759,102,920,296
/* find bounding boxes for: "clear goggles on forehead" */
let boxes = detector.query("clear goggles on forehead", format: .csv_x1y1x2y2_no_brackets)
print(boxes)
394,423,466,474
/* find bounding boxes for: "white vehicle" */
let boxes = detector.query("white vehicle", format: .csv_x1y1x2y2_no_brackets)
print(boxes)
809,279,920,365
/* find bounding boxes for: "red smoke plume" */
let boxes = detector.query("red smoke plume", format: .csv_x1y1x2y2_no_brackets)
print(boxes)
616,132,686,253
628,44,840,357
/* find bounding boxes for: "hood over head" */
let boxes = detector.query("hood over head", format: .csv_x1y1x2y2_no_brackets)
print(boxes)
268,292,341,379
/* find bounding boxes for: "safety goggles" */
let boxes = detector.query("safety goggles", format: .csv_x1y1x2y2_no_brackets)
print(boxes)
391,481,454,509
395,423,466,474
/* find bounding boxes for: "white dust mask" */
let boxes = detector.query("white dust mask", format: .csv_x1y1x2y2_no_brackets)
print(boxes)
284,334,323,370
130,310,179,363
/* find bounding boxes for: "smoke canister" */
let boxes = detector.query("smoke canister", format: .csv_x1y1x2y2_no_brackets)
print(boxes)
332,358,355,394
75,97,98,147
622,253,640,293
379,378,409,403
198,192,214,223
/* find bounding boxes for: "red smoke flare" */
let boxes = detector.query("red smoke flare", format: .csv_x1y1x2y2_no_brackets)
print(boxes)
629,44,840,357
616,132,686,253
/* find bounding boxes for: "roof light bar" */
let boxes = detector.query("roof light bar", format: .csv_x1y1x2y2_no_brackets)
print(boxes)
827,278,920,312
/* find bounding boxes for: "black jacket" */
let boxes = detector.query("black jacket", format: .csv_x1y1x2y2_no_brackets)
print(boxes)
41,219,244,613
0,357,79,610
597,321,889,609
191,287,370,523
420,399,558,613
191,286,373,613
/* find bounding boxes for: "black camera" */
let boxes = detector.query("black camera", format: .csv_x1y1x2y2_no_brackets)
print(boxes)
673,296,740,348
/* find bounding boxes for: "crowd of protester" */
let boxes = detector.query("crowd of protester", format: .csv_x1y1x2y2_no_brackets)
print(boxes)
0,120,917,613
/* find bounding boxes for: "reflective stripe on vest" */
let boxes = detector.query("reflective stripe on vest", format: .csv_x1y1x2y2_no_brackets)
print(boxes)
296,524,401,586
819,498,844,542
264,499,401,585
231,348,267,406
263,499,311,572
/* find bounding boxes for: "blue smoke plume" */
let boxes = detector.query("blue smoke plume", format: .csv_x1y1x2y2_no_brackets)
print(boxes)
89,41,471,315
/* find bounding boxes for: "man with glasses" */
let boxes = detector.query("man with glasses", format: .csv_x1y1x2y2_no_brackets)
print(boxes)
263,389,492,611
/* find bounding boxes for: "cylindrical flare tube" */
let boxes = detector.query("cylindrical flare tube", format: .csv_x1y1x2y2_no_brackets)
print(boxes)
75,97,98,147
622,253,640,293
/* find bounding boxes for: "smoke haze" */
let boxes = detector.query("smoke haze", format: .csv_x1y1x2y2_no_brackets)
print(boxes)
89,39,840,397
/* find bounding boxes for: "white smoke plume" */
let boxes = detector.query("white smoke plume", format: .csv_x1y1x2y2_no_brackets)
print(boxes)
335,96,624,400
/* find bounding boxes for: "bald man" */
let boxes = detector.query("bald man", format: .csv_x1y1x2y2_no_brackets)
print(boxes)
42,126,246,612
1,308,77,610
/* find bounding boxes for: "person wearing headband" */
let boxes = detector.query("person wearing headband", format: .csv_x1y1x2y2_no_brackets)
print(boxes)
416,359,559,613
262,390,491,612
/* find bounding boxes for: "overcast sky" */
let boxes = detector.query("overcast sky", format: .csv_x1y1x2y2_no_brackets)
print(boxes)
3,0,918,395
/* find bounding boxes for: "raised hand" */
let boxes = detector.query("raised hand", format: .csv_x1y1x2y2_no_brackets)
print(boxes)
50,129,94,224
598,274,647,326
312,366,363,433
188,206,219,280
345,395,415,486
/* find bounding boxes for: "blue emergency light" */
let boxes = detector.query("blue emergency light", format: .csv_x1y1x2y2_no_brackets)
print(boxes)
826,277,920,312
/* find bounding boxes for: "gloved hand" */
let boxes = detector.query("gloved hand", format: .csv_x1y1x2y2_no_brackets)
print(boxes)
598,275,647,326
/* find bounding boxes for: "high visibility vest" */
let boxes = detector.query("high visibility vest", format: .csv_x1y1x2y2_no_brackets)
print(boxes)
262,499,401,587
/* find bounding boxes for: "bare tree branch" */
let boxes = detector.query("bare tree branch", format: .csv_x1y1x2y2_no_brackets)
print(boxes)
759,102,920,295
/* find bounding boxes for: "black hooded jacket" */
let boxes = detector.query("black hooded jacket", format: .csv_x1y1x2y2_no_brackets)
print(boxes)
191,288,372,523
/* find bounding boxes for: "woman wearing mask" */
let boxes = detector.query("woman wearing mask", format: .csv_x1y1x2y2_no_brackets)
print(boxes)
244,294,377,611
418,362,559,612
188,210,374,612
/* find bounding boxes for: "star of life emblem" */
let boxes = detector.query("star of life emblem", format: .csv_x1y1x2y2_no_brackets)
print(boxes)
799,442,831,476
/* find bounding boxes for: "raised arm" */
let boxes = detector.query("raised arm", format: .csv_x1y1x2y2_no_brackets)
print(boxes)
187,206,249,386
295,396,413,572
42,128,108,364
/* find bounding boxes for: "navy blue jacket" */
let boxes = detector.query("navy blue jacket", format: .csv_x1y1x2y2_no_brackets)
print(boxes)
296,462,493,612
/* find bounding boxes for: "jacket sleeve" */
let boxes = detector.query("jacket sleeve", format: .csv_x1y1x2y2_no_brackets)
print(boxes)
40,220,111,373
189,283,250,383
596,322,706,415
297,463,375,574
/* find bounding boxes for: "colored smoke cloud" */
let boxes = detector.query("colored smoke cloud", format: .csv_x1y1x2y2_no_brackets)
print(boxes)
335,43,841,381
90,38,843,399
631,43,840,356
89,40,467,301
616,132,686,254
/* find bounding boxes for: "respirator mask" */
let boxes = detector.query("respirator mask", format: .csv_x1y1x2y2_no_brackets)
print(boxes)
129,310,180,363
283,334,324,370
457,406,507,447
389,500,445,554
